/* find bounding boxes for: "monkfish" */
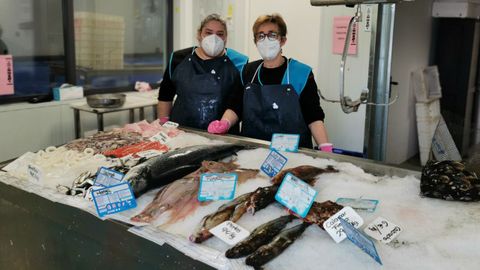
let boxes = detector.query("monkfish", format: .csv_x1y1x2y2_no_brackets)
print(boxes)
123,144,246,197
270,165,338,185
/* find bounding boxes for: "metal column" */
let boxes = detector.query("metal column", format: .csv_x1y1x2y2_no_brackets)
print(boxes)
365,4,396,161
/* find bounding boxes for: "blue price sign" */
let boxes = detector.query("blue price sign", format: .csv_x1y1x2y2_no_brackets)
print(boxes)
275,173,317,218
261,149,288,178
339,217,383,265
92,182,137,217
94,167,124,187
270,133,300,152
198,173,237,201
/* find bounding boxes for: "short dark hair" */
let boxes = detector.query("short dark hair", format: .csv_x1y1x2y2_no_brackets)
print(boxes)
252,13,287,42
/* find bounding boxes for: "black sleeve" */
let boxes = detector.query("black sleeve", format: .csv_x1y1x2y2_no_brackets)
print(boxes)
299,72,325,125
157,47,193,101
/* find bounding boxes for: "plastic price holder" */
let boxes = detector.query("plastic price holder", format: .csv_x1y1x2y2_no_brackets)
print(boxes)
260,149,288,178
198,173,238,201
364,216,402,244
339,217,382,265
323,206,364,243
270,133,300,152
94,167,124,187
92,182,137,217
336,197,379,212
275,173,317,218
210,221,250,245
162,121,179,128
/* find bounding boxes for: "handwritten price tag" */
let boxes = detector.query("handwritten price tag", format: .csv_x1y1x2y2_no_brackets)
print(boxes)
364,216,402,244
92,182,137,217
323,206,364,243
162,121,179,128
260,149,288,178
209,221,250,245
270,133,300,152
94,167,124,187
198,173,237,201
150,131,171,144
275,173,317,218
339,218,382,265
27,164,43,183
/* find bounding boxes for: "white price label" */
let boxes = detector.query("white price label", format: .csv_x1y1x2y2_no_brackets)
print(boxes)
364,216,402,244
364,5,373,32
270,133,300,152
162,121,179,128
323,206,364,243
27,164,43,183
209,221,250,245
275,173,317,218
136,149,164,159
150,131,171,144
198,173,237,201
2,152,35,172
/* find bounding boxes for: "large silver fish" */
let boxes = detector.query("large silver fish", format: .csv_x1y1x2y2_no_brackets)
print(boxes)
225,215,294,258
245,223,310,268
123,144,246,197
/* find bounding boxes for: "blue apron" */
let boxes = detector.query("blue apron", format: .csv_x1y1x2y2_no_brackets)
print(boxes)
170,48,247,130
241,59,313,148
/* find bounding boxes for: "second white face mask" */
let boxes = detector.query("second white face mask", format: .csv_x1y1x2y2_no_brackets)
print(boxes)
201,34,225,57
256,39,281,61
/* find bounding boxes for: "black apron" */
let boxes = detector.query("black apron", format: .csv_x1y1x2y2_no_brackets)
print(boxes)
241,59,313,148
170,48,239,130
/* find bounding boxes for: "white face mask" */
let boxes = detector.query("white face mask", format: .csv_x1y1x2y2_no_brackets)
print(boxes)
256,39,281,61
201,34,225,57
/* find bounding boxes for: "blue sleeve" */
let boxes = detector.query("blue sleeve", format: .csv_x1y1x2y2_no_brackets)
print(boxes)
226,48,248,73
284,59,312,95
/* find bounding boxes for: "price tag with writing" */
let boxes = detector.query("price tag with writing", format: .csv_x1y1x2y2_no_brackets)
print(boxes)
94,167,124,187
275,173,317,218
162,121,179,128
27,164,43,183
323,206,364,243
209,221,250,245
339,217,382,265
270,133,300,152
364,216,402,244
198,173,237,201
260,149,288,178
136,149,164,159
150,131,171,144
336,197,379,212
91,182,137,217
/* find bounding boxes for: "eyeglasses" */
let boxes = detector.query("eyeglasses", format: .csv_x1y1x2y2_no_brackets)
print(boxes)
255,32,280,41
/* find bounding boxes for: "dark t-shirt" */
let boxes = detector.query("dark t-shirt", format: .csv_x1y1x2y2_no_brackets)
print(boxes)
157,47,241,102
226,57,325,125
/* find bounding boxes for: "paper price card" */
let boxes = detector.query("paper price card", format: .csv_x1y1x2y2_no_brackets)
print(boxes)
198,173,237,201
336,197,379,212
136,149,164,159
27,164,43,183
260,149,288,178
94,167,124,187
323,206,364,243
270,133,300,152
149,131,171,144
339,217,382,265
210,221,250,245
275,173,317,218
364,217,402,244
162,121,179,128
92,182,137,217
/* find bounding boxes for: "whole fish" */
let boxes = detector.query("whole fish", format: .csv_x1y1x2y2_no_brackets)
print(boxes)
245,223,310,268
123,144,245,197
270,165,338,185
189,192,251,243
246,185,279,214
225,215,294,258
300,201,343,226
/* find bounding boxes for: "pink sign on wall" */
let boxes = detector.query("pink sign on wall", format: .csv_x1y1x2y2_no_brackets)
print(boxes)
0,55,14,96
333,16,358,55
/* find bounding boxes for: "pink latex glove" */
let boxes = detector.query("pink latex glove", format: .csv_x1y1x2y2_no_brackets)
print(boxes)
319,143,333,153
207,119,230,134
159,116,170,125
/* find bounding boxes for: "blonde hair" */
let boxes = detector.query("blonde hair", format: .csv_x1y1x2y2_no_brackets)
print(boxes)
252,13,287,42
197,14,227,36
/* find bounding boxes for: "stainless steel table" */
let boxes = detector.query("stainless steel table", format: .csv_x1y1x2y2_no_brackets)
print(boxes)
71,96,157,138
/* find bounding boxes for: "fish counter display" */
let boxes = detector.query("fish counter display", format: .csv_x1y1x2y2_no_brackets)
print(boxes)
0,121,479,270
